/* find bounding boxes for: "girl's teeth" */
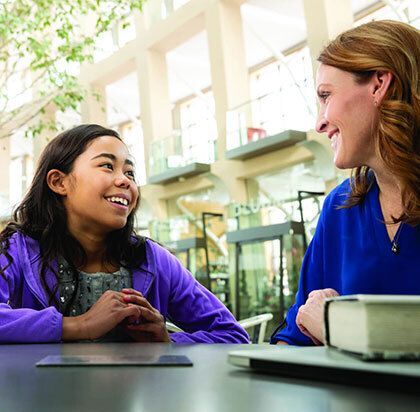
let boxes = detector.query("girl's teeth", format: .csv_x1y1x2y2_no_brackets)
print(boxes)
107,196,128,206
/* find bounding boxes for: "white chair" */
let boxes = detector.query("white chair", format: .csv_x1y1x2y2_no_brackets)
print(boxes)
238,313,273,344
166,312,273,344
166,321,183,333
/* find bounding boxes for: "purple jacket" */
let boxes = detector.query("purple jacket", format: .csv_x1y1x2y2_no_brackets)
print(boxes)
0,232,249,344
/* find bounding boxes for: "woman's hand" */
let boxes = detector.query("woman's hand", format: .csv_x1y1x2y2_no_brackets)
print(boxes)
62,290,142,341
120,288,171,343
296,288,340,345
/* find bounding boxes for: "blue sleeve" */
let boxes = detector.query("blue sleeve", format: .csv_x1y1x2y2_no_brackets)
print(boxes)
270,198,328,346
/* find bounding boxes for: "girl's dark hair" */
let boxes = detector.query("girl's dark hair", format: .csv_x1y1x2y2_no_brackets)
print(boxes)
0,124,146,311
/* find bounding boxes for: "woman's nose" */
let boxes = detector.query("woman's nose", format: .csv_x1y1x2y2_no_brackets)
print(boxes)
316,113,328,133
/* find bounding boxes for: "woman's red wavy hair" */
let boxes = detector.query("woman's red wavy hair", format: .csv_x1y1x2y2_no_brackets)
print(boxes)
318,20,420,225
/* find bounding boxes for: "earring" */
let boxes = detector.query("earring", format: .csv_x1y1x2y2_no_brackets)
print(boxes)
374,100,378,106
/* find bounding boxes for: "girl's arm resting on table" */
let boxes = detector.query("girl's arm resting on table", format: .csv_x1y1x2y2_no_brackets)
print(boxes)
0,238,64,343
170,324,249,344
0,265,62,343
165,252,249,344
62,316,84,341
0,292,142,343
117,287,243,343
0,303,63,343
168,284,250,343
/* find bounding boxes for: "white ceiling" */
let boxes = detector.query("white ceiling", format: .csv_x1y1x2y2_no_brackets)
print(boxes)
106,0,382,123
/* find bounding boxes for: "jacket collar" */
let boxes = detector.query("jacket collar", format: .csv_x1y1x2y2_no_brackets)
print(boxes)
14,232,156,307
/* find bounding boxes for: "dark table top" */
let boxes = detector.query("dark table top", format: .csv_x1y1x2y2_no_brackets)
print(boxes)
1,343,419,412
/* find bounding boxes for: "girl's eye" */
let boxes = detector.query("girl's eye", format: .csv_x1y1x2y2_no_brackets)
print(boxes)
125,170,135,180
100,163,113,170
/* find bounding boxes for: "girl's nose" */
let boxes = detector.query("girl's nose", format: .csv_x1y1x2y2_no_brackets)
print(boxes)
115,174,131,188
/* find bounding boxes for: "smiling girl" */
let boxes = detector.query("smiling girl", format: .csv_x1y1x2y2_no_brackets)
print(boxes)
271,20,420,345
0,124,249,343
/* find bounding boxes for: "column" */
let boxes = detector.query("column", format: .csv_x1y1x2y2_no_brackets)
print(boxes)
136,47,173,178
80,78,108,125
302,0,353,192
206,0,250,161
303,0,353,74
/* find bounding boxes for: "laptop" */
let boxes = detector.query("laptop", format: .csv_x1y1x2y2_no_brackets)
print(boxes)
228,346,420,393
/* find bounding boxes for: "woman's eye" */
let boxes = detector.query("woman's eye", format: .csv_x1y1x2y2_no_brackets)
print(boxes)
318,92,330,102
125,170,135,180
101,163,113,170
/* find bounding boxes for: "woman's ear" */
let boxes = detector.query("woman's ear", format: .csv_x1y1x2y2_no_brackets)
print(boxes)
46,169,68,196
372,70,393,105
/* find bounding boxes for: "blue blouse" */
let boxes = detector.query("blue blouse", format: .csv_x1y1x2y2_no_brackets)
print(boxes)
271,178,420,345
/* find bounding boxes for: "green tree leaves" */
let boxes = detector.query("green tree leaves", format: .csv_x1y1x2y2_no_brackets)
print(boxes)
0,0,146,139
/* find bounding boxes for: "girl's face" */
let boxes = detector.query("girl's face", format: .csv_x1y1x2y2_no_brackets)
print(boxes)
315,64,378,169
62,135,139,236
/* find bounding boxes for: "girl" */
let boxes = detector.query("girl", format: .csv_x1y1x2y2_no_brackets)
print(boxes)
0,124,249,343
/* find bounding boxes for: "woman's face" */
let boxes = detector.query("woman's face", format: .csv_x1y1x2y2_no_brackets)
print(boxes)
62,135,139,236
315,64,378,169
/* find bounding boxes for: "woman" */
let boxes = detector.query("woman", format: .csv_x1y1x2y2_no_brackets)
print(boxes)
271,20,420,345
0,124,249,343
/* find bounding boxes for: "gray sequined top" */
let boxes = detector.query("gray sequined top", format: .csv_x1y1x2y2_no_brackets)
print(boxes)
58,260,133,342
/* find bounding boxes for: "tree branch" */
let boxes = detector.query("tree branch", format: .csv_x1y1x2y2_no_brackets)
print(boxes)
0,93,59,140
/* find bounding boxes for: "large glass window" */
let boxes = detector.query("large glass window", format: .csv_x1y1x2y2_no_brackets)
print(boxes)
118,121,147,187
105,73,145,185
355,1,419,28
177,92,217,165
226,47,316,150
148,91,217,177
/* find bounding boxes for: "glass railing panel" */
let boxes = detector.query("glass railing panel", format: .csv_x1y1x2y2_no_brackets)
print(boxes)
227,193,325,243
226,88,315,151
149,120,217,177
226,45,317,151
149,215,199,243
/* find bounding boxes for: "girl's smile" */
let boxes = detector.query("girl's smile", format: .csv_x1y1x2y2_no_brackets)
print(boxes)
105,194,130,211
61,135,139,237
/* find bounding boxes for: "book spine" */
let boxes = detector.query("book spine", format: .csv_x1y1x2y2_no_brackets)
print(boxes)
324,299,332,346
